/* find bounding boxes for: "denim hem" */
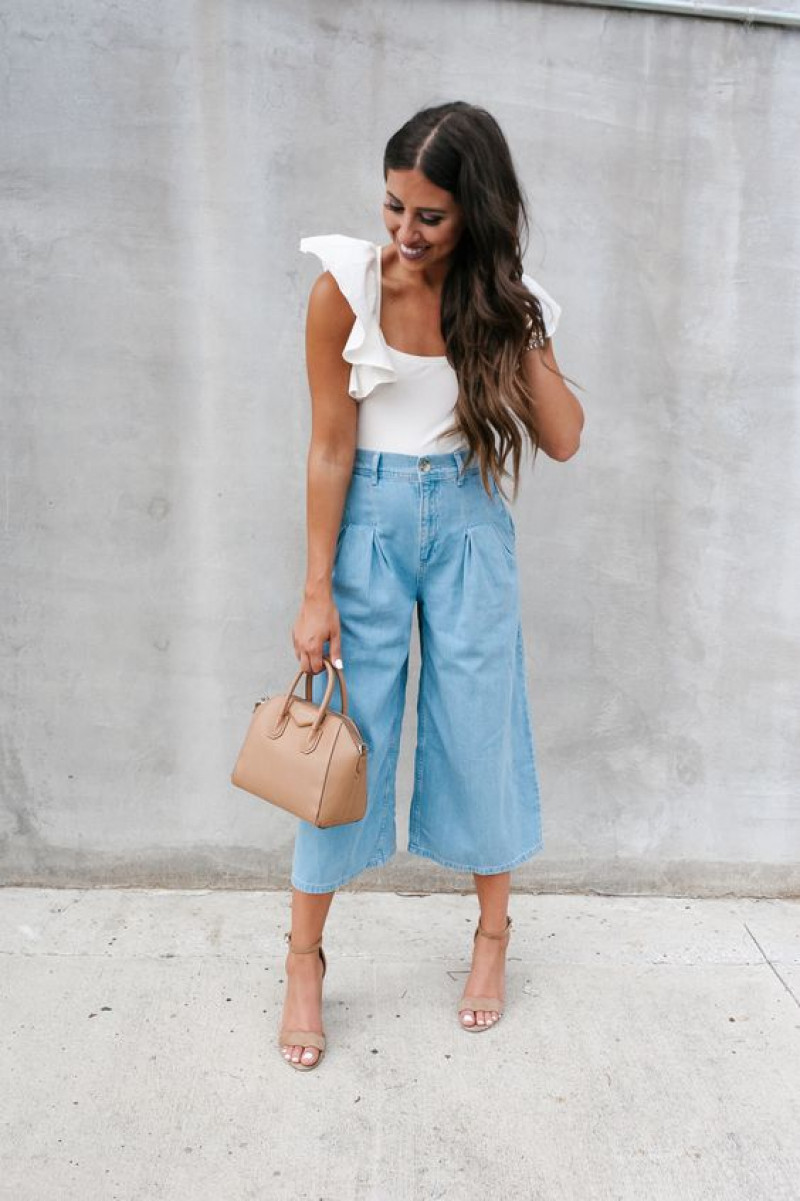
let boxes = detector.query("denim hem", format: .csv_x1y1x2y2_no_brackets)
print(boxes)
405,839,544,875
290,846,396,894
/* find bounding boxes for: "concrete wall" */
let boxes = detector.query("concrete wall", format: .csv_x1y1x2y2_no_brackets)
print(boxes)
2,0,798,894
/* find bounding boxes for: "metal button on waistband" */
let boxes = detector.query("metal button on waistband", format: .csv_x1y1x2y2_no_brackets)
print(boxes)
419,457,431,472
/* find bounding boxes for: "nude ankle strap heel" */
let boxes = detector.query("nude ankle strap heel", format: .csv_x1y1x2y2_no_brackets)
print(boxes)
457,915,512,1032
475,915,512,944
283,930,328,975
279,930,327,1070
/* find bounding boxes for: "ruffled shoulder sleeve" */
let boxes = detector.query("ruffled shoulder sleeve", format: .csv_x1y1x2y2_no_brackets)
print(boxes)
521,271,562,340
299,234,396,400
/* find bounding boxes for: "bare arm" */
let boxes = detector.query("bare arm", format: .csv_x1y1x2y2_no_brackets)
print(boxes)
522,338,585,461
291,271,358,674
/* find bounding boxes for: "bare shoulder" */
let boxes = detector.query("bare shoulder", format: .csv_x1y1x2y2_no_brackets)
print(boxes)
306,270,356,348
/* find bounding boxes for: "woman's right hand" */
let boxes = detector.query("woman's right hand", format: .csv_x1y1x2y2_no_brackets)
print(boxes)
291,590,342,676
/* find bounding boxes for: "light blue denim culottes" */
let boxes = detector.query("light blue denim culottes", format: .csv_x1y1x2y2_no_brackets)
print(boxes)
290,448,543,893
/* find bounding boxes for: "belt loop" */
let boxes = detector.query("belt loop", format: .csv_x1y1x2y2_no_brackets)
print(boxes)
454,447,466,486
370,450,380,485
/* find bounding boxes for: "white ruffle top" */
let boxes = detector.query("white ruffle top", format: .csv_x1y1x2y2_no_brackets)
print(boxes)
299,233,562,456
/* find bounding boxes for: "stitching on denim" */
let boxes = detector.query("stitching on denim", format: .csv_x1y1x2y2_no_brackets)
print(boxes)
291,844,397,893
486,520,516,558
415,480,424,592
515,622,539,777
353,467,480,482
410,626,427,849
466,520,516,559
372,729,401,863
405,839,544,875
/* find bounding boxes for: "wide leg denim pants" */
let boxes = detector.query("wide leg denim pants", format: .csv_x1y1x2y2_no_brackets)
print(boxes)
290,447,543,893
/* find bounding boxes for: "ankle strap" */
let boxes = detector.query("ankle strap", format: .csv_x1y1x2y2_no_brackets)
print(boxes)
475,915,512,941
284,930,323,954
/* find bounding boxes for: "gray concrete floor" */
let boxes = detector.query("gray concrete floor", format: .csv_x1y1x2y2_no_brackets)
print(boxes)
1,887,799,1201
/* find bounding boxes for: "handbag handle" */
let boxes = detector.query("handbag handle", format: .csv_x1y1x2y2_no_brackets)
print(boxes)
279,655,349,732
297,656,349,712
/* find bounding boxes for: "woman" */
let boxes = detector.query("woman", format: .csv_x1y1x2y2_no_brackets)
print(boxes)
280,101,584,1070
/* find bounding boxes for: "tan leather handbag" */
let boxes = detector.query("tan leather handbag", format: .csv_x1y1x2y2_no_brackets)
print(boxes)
230,655,368,827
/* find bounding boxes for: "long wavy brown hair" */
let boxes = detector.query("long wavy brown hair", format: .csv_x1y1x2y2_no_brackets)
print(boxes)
384,101,574,500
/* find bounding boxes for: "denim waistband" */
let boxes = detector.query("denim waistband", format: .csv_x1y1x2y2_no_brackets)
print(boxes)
352,447,480,484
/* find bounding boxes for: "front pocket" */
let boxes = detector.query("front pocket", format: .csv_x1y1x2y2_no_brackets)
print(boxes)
487,516,516,557
332,523,376,605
